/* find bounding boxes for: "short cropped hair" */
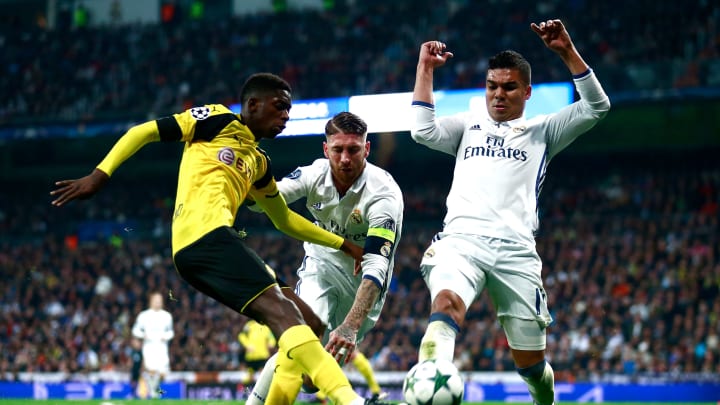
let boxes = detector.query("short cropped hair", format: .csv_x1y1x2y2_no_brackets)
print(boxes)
488,50,532,85
240,73,292,104
325,112,368,139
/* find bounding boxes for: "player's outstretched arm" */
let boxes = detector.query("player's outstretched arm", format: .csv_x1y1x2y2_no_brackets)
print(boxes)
325,278,380,364
252,189,364,262
50,121,161,206
531,19,588,75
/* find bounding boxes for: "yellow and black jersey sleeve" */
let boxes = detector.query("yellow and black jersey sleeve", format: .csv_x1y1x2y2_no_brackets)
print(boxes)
155,104,244,143
252,147,275,192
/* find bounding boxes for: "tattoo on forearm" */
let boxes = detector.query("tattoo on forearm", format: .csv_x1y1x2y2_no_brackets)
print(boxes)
344,279,381,329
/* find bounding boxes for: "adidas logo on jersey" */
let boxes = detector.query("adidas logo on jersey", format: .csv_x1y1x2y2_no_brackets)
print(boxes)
469,124,482,130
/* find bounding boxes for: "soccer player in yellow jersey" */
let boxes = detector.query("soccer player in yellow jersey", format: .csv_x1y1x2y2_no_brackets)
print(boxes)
238,319,276,384
51,73,389,405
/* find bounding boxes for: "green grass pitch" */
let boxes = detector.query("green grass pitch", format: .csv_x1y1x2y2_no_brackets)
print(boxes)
0,401,715,405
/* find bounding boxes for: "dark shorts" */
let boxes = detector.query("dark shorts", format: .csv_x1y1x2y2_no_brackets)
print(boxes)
173,226,278,314
245,359,267,371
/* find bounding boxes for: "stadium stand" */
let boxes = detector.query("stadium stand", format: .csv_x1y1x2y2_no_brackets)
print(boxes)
1,0,719,125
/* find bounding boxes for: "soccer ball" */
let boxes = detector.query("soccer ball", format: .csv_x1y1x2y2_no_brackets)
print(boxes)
402,359,464,405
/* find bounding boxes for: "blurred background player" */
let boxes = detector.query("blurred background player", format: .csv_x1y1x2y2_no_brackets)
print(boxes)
131,292,174,399
129,338,143,399
247,112,403,404
410,19,610,405
238,319,277,386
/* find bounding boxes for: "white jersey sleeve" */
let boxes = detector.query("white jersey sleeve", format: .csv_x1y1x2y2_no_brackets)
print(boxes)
131,312,146,339
543,70,611,158
411,102,471,156
360,180,404,289
276,164,313,205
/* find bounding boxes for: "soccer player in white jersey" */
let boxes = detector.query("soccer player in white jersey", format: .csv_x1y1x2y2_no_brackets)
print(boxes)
410,20,610,405
247,112,404,404
131,292,174,399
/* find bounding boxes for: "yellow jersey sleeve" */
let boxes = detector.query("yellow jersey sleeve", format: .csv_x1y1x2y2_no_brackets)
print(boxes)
96,121,160,176
248,155,344,251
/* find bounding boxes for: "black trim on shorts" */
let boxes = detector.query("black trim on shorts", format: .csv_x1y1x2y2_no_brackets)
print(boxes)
173,226,278,314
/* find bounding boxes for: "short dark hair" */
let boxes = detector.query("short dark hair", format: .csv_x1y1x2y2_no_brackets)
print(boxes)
488,50,531,85
240,73,292,104
325,112,368,138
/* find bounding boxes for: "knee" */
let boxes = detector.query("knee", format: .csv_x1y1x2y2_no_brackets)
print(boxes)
248,288,304,333
512,349,546,370
431,290,466,327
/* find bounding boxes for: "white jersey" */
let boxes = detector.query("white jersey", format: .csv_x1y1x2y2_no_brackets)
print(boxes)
412,71,610,246
278,159,404,291
131,308,174,354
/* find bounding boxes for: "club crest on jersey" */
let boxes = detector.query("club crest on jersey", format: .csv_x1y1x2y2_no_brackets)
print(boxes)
512,126,526,133
285,168,302,180
218,147,235,165
190,106,211,120
424,248,435,258
311,201,323,211
380,241,392,257
349,209,362,224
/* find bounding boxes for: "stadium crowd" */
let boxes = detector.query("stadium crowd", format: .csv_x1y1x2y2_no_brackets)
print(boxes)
1,156,718,382
1,0,719,124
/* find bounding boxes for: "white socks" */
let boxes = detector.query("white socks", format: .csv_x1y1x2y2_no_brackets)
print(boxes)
245,353,277,405
519,360,555,405
418,320,458,362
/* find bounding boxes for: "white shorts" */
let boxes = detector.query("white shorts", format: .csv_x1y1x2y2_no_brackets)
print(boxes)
295,256,383,344
420,233,552,350
142,345,170,374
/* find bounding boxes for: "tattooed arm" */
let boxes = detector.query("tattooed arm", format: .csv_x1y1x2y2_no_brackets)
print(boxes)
325,279,381,363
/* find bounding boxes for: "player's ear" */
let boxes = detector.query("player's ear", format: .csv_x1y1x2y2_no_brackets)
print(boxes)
525,85,532,100
323,141,329,158
364,141,370,158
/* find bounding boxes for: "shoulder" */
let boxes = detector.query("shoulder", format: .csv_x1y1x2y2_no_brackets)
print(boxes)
283,159,328,181
363,164,403,199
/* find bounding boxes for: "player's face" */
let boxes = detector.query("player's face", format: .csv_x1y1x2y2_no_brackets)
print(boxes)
245,90,292,139
323,132,369,189
485,68,531,122
149,294,163,310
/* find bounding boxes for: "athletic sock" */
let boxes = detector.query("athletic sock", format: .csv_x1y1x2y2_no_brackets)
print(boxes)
265,347,302,405
518,360,555,405
418,313,460,362
246,353,277,405
278,325,360,405
352,352,380,394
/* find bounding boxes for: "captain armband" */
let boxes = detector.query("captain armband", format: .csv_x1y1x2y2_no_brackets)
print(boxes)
364,222,397,258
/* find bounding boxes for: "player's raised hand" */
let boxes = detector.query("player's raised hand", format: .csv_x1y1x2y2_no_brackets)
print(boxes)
531,19,575,54
50,168,109,206
325,323,357,366
418,40,454,69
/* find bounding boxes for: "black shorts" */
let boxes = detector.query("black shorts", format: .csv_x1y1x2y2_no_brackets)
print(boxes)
173,226,278,314
245,359,267,371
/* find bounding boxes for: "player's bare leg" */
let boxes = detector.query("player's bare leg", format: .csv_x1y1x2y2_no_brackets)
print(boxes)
244,286,366,405
246,287,327,404
418,289,465,362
